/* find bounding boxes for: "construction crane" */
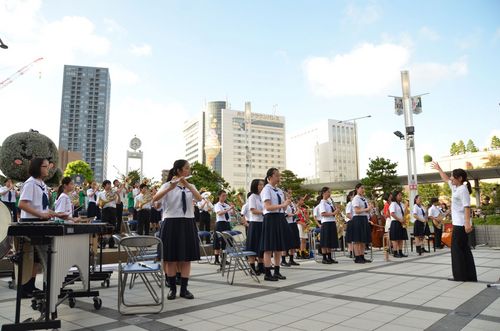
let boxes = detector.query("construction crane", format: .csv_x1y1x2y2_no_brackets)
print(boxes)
0,57,44,90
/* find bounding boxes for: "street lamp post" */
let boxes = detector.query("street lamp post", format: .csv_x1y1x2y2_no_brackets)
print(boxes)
339,115,372,180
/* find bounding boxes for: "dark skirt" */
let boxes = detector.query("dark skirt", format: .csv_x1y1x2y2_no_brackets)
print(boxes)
345,221,353,242
260,213,291,252
161,217,200,262
451,225,477,281
413,221,431,237
87,201,99,218
288,223,301,250
246,222,263,255
350,216,371,244
390,220,408,241
213,221,231,250
320,222,339,248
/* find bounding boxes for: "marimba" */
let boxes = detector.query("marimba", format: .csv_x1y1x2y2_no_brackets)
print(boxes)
2,222,110,331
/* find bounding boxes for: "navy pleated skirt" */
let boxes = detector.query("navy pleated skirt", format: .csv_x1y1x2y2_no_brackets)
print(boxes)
260,213,291,252
161,217,200,262
413,221,431,237
213,221,231,250
246,221,263,255
320,222,339,248
390,220,408,241
288,223,301,250
350,215,371,244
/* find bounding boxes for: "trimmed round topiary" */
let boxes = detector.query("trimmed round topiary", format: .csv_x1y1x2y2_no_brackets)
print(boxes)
0,131,61,182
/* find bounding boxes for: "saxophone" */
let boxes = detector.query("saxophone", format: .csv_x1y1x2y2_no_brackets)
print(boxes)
98,190,116,208
137,191,153,210
335,204,346,239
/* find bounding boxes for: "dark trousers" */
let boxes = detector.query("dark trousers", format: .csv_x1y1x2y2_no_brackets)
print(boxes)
115,202,123,234
451,226,477,282
2,201,18,222
199,211,211,243
138,209,151,235
102,207,117,227
434,227,443,248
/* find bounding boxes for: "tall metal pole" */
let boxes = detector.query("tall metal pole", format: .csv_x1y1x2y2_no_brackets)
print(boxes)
401,71,418,222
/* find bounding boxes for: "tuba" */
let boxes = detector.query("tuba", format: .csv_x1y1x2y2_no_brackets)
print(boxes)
137,191,153,210
98,190,116,208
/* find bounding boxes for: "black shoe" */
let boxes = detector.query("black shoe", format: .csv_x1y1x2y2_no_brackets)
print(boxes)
400,253,408,257
322,259,331,264
447,278,461,282
264,274,278,281
354,257,365,264
180,290,194,299
422,248,430,253
274,272,286,280
289,260,300,266
167,290,176,300
362,257,371,263
329,259,339,264
394,252,402,258
280,262,291,267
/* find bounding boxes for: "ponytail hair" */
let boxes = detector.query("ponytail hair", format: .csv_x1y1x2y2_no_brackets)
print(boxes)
264,168,278,184
452,168,472,194
57,176,72,199
166,159,188,182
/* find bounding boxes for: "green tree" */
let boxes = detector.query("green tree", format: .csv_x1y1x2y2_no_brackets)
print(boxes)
279,169,315,202
126,169,141,186
417,184,441,206
441,182,451,198
423,154,433,163
450,142,458,155
360,157,401,200
491,135,500,150
466,139,478,153
190,162,230,195
483,154,500,168
64,160,94,183
457,140,466,154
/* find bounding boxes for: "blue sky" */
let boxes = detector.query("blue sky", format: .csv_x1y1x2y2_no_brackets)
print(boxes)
1,0,499,182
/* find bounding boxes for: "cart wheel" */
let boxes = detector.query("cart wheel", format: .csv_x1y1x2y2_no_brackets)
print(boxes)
93,297,102,310
8,281,14,289
68,297,76,308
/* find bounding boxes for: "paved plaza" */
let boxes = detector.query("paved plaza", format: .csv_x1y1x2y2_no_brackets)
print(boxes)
1,247,499,331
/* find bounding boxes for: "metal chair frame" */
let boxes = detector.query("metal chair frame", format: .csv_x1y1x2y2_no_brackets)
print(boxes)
117,236,164,315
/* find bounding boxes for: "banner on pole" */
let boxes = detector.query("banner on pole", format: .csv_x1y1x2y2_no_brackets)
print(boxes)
412,96,422,114
394,97,403,115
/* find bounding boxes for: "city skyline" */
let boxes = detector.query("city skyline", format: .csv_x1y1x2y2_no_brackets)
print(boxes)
0,0,499,182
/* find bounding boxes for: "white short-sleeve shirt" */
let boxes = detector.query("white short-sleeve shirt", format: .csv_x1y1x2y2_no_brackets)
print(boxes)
260,184,284,215
214,202,231,222
240,203,250,221
197,199,213,212
389,201,405,221
345,202,353,221
55,192,73,220
98,191,117,209
428,205,441,219
135,193,152,210
87,188,98,203
0,186,16,203
319,199,335,223
313,205,320,220
159,183,198,219
412,204,426,223
449,181,470,226
352,195,369,217
19,177,49,219
248,193,263,222
285,203,296,224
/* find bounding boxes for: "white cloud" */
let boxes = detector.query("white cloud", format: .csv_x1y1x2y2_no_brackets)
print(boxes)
455,30,481,50
343,2,381,25
410,57,468,85
97,62,140,85
107,98,188,179
303,43,410,97
419,26,440,41
0,0,42,39
129,43,152,57
103,18,126,35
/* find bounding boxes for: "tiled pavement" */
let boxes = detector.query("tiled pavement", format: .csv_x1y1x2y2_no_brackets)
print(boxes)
1,247,499,331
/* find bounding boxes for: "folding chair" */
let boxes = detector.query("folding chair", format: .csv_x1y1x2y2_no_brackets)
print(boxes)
217,231,260,285
117,236,164,314
198,231,213,264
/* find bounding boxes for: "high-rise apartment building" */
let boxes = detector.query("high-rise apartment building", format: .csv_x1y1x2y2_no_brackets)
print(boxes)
288,119,358,183
58,65,111,182
183,101,286,189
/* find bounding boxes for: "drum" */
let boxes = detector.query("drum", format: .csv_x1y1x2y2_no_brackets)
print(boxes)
0,202,13,259
442,231,452,248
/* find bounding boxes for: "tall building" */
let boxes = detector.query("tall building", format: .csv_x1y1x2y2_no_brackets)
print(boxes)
183,101,286,189
287,119,358,183
58,65,111,182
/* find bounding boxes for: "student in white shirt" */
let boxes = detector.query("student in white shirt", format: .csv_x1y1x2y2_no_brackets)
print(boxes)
432,162,477,282
246,179,265,275
281,189,301,267
113,179,126,235
98,180,119,248
153,159,202,299
428,197,447,249
86,181,100,219
344,190,355,258
55,177,78,222
0,178,18,222
17,158,59,297
412,195,430,255
134,183,152,235
261,168,291,281
351,183,373,263
389,190,408,258
213,190,235,264
318,187,340,264
197,191,214,238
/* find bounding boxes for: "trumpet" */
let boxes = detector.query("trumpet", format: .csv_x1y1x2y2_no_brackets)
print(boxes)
98,190,116,208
